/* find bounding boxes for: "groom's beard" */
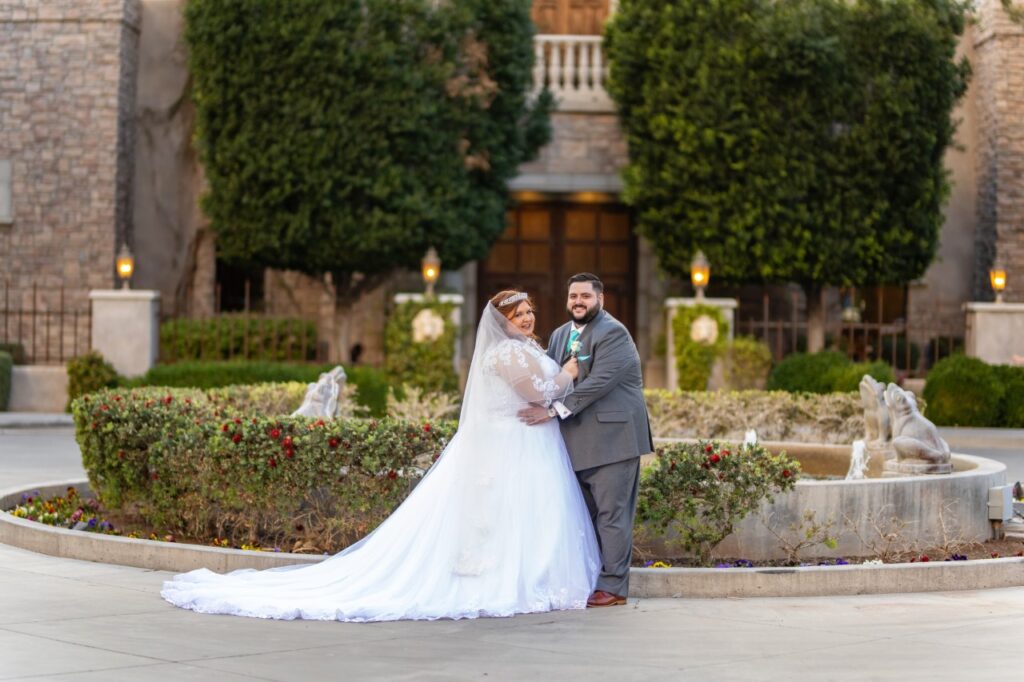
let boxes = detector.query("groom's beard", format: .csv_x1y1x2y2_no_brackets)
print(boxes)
567,302,602,325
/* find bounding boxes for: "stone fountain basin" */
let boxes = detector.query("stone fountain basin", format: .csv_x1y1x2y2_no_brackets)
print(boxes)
647,440,1007,562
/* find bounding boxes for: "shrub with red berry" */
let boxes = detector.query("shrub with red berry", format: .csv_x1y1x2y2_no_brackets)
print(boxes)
638,439,800,566
71,385,455,553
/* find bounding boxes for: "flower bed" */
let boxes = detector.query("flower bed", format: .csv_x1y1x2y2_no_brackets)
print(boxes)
71,386,455,554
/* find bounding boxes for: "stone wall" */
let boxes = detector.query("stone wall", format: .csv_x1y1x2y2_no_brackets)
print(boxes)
0,0,140,361
973,0,1024,303
0,0,140,303
515,111,627,184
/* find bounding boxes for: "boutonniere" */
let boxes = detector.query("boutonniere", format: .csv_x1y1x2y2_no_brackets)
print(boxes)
569,341,591,362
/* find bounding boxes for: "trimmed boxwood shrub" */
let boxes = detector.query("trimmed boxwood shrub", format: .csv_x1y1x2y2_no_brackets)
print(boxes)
130,361,390,417
922,355,1003,427
721,336,773,390
828,360,895,393
766,351,850,393
160,315,318,363
0,342,25,365
994,365,1024,428
67,351,119,411
0,351,11,411
71,386,456,553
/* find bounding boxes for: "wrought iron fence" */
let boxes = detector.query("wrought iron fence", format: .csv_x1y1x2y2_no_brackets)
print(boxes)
0,282,91,364
736,292,963,376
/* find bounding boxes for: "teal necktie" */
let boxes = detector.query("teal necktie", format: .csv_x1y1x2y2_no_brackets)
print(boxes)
566,328,580,355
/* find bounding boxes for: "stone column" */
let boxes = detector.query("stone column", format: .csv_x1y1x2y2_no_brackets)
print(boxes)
392,293,465,383
973,1,1024,302
663,297,738,390
89,289,160,377
964,302,1024,364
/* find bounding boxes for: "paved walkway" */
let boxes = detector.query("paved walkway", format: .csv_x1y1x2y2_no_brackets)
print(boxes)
1,421,1023,681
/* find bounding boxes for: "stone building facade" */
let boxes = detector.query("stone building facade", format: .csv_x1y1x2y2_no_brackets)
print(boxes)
1,0,1022,372
0,0,139,359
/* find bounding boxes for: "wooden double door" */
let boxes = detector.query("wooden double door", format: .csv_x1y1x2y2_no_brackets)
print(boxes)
478,201,636,342
531,0,609,35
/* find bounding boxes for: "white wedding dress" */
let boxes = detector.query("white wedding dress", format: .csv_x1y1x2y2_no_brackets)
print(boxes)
161,303,600,622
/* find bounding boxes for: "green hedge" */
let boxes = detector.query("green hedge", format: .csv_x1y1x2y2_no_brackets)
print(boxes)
72,386,456,552
160,316,318,363
767,352,894,394
767,351,850,393
384,300,459,395
0,343,25,365
995,365,1024,429
130,361,390,417
721,336,773,390
0,351,11,411
67,352,119,411
923,355,1007,427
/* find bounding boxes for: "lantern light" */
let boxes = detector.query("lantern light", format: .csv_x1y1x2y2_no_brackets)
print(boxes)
690,250,710,300
116,244,134,290
421,247,441,298
990,267,1007,304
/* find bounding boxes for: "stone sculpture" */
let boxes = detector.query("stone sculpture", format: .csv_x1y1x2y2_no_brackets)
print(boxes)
859,375,894,461
881,382,952,476
292,366,347,419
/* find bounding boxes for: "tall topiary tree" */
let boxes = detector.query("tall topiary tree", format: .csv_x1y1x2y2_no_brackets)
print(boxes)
185,0,550,306
605,0,970,351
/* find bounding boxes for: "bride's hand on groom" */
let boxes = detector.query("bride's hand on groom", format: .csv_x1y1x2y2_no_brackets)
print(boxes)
562,357,579,379
518,405,551,425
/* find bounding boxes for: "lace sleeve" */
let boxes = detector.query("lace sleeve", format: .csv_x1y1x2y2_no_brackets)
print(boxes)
486,340,573,406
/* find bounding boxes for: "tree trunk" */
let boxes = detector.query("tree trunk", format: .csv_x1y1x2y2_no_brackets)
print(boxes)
806,283,827,353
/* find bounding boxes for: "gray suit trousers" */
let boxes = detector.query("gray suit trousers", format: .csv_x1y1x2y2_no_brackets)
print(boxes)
576,456,640,597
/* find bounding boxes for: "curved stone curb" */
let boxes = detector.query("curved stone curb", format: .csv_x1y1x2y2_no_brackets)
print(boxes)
0,481,323,573
630,560,1024,598
3,481,1023,597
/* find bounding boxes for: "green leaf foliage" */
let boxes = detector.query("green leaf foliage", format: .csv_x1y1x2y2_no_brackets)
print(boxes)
66,352,120,411
185,0,551,299
160,316,318,363
71,386,456,552
605,0,970,289
766,350,849,393
721,336,774,390
384,300,460,395
994,365,1024,428
923,354,1004,427
638,439,799,565
671,304,728,390
0,351,11,411
130,360,391,417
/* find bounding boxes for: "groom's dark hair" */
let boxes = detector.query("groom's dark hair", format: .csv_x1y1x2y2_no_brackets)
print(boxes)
567,272,603,293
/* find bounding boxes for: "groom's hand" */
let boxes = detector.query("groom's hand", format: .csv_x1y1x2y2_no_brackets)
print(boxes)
518,406,551,425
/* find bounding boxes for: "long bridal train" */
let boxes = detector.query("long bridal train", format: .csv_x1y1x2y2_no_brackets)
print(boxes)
161,305,600,622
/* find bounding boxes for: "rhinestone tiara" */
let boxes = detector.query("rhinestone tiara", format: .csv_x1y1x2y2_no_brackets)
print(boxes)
498,292,529,307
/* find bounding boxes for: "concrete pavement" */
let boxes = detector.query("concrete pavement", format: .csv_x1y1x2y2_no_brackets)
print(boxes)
1,422,1023,680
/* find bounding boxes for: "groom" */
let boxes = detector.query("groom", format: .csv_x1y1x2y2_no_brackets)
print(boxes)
519,272,653,607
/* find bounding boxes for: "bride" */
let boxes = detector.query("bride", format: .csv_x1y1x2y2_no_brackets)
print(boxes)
161,290,600,622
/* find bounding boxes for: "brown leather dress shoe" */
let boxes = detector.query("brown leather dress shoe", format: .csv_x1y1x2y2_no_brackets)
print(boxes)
587,590,627,607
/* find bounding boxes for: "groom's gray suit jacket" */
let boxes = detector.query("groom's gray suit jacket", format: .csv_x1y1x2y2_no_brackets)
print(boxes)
547,310,654,472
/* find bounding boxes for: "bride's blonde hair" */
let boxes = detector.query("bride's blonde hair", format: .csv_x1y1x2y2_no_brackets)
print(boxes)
490,289,540,343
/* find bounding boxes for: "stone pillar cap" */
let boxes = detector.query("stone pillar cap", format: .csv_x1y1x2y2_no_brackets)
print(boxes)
89,289,161,301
